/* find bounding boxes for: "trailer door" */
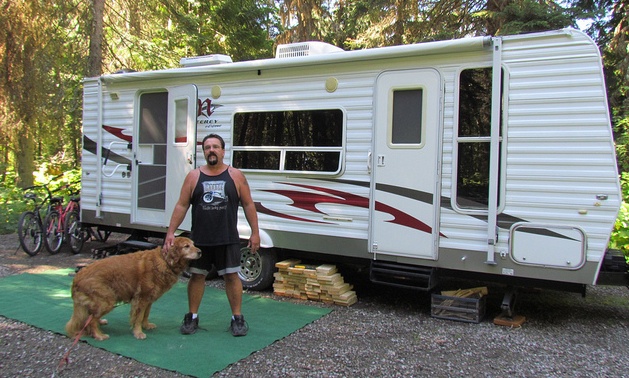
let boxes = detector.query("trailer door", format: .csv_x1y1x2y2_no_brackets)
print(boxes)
370,69,441,259
165,84,198,230
132,85,197,228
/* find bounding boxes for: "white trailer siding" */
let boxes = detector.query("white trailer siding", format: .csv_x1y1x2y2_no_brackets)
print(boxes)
82,81,138,219
81,79,100,216
425,30,618,285
501,30,618,269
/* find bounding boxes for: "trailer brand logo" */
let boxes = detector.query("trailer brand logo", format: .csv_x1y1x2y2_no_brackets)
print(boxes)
198,98,221,128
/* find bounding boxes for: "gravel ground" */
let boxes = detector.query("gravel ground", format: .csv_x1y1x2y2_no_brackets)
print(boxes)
1,232,629,378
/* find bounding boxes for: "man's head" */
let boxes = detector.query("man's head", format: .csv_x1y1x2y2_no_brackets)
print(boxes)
202,133,225,166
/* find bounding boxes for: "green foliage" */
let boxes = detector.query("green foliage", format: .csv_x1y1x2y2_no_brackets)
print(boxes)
0,167,81,235
0,172,29,235
491,0,573,35
610,173,629,260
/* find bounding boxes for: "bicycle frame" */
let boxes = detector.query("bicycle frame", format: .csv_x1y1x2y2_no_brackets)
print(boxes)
44,189,81,254
48,197,79,234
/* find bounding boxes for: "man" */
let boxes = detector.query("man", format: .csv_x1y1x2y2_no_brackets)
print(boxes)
163,133,260,337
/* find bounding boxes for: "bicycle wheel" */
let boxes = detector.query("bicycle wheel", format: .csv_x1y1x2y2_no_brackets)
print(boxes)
64,210,84,254
17,211,43,256
43,210,63,254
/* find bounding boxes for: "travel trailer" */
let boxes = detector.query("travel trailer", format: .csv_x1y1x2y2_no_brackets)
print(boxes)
80,28,624,313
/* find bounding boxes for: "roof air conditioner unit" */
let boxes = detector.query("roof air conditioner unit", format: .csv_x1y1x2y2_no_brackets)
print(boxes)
275,42,343,59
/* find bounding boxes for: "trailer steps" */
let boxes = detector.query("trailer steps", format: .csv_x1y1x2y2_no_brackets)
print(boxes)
369,261,437,291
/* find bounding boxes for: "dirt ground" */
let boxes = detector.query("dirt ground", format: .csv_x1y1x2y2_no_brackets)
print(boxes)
3,232,629,377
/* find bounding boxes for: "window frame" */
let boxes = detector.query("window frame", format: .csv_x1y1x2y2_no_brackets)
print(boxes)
231,107,346,175
173,97,189,145
389,88,425,148
452,65,506,215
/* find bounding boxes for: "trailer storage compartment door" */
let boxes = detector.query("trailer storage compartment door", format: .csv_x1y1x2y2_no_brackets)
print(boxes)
370,69,442,259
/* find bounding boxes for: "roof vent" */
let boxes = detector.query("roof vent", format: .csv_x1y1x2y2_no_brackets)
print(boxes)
275,41,343,59
180,54,233,67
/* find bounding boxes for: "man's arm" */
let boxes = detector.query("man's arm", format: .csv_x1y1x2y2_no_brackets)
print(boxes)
163,169,198,252
230,167,260,253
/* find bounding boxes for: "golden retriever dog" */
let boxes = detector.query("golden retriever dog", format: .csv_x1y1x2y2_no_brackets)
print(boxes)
65,237,201,340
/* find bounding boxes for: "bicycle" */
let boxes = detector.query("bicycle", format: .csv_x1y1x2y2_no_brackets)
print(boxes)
64,201,86,254
43,188,85,254
17,175,63,256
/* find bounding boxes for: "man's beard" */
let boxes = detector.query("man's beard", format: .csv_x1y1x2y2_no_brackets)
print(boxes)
206,154,218,165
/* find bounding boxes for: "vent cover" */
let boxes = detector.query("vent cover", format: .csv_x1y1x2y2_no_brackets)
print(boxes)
180,54,233,67
275,42,343,59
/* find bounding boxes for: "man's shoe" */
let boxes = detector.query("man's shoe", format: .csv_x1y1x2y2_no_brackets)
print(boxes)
180,313,198,335
230,315,248,336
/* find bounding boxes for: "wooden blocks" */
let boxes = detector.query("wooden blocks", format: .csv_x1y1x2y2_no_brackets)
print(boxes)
493,314,526,327
273,260,358,306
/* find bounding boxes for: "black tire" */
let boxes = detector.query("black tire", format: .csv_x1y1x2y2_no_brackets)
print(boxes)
64,210,84,254
43,211,63,254
17,211,43,256
239,246,277,291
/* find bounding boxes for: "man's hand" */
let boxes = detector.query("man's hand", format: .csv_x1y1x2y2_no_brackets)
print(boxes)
248,234,261,254
162,234,175,257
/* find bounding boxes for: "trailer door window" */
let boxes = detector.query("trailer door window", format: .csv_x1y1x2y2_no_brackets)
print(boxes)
455,67,502,210
174,98,188,144
392,89,423,145
232,109,344,174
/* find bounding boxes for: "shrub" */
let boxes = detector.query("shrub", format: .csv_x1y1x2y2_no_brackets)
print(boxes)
610,173,629,260
0,172,30,234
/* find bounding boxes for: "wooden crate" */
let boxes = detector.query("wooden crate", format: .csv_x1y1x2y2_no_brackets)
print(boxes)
431,294,486,323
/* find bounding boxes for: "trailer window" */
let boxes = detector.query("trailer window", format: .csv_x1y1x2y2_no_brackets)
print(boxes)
232,109,343,174
392,89,423,144
174,98,188,144
455,67,502,210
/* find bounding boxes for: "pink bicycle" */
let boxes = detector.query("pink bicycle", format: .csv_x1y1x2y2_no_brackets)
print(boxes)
43,188,84,254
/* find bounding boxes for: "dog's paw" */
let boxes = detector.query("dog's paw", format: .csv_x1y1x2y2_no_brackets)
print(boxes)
99,318,108,325
143,322,157,330
133,331,147,340
94,333,109,341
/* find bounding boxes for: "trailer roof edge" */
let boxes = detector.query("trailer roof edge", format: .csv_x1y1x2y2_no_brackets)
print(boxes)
97,35,493,84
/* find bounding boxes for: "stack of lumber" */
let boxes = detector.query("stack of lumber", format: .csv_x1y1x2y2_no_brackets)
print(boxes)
440,286,488,299
273,259,358,306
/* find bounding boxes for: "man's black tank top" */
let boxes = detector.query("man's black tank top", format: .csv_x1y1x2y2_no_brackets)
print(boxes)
190,168,240,246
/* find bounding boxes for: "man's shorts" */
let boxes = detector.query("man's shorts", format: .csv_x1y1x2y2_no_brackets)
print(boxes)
188,243,241,276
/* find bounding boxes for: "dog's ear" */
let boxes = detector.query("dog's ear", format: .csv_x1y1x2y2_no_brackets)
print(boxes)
163,245,178,267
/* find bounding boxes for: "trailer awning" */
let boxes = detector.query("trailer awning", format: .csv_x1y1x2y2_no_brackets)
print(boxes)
98,35,492,84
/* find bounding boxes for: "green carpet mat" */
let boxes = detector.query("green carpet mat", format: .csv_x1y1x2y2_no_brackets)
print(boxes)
0,269,332,377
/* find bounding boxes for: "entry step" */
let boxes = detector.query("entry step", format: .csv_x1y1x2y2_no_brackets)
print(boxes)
369,260,437,291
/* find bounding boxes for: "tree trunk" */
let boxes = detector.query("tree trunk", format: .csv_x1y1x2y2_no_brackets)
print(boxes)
12,34,38,189
394,0,406,45
88,0,105,77
15,125,35,188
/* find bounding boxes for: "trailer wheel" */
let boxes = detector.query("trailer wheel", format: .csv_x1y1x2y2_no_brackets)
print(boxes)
238,246,277,291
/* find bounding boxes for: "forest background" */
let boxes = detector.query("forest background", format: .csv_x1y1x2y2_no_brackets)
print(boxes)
0,0,628,256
